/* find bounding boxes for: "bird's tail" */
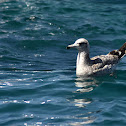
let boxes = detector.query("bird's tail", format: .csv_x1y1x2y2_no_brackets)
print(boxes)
109,42,126,59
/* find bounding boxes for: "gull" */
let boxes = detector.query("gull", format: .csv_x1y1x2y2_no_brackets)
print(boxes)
67,38,126,77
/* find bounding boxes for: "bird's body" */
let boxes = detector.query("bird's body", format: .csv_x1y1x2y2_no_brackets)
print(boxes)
76,52,118,76
67,38,126,77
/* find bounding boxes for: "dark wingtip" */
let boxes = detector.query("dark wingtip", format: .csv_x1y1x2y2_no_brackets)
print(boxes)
109,42,126,59
117,42,126,58
119,42,126,51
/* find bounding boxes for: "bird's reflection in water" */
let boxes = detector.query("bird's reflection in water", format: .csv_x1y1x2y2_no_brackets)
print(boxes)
69,77,100,125
75,77,98,93
74,98,92,108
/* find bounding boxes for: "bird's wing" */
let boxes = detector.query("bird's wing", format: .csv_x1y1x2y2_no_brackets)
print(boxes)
90,42,126,75
92,64,115,75
91,54,119,70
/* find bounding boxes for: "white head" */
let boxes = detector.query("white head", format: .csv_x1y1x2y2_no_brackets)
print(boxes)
67,38,89,52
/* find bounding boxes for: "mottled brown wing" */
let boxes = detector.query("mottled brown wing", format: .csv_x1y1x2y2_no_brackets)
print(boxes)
91,54,119,70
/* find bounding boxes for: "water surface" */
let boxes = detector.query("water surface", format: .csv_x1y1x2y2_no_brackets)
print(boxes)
0,0,126,125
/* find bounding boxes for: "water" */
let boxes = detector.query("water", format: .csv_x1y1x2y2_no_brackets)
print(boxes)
0,0,126,125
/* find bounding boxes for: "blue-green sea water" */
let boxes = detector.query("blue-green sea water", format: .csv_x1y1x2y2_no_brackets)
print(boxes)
0,0,126,125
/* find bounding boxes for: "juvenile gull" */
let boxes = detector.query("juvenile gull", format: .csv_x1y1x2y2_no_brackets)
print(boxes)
67,38,126,77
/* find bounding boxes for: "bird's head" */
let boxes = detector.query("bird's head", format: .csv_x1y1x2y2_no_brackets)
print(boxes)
67,38,89,52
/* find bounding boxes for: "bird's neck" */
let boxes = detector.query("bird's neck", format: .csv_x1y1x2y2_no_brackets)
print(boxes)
76,51,91,75
77,51,90,66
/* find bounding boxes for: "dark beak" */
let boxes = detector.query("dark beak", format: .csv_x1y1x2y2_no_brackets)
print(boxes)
66,44,75,49
66,46,70,49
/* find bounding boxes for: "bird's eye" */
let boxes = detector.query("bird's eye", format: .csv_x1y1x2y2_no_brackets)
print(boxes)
79,43,86,46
